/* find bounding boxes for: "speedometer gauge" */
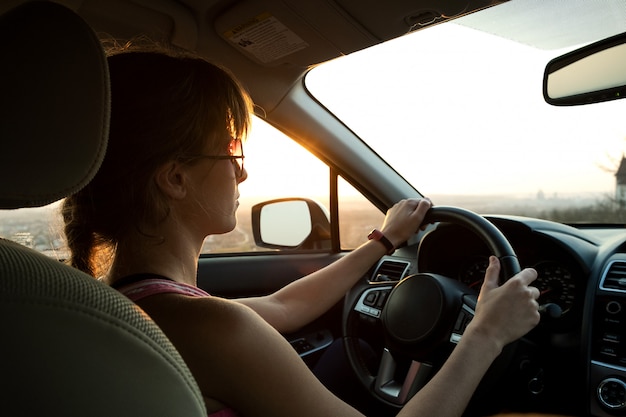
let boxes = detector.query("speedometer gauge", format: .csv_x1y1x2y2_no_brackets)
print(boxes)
459,256,489,290
533,261,576,316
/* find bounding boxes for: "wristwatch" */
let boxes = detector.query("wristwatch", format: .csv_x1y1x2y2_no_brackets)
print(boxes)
368,229,395,255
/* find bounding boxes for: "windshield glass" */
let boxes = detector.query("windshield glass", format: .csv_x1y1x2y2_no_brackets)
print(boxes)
306,2,626,224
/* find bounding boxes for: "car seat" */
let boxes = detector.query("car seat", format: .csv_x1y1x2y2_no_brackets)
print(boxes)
0,2,205,415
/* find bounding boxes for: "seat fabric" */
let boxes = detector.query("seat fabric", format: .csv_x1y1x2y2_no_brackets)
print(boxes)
0,239,206,416
0,2,206,415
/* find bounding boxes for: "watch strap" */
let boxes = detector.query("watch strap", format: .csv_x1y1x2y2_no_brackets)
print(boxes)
368,229,395,255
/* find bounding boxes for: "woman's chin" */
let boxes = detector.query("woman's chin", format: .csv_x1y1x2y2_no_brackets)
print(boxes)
214,221,238,235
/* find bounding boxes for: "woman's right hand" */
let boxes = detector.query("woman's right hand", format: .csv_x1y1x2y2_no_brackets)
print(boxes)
467,256,541,352
379,198,432,248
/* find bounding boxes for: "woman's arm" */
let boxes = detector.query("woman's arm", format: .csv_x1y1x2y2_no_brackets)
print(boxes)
236,198,432,333
140,256,539,417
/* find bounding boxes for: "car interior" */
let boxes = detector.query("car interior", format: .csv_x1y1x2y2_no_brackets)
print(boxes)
1,0,626,416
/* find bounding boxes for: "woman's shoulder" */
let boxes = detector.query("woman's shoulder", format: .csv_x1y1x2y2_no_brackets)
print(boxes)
139,292,262,333
136,292,285,360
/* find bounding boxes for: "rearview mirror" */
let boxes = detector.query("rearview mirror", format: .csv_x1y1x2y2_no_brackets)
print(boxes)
543,31,626,106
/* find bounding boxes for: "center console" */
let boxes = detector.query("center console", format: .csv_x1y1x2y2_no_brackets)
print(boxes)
590,260,626,416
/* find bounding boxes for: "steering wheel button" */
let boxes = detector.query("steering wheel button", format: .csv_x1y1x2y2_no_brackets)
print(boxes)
454,313,465,332
450,333,462,344
375,291,388,308
359,305,380,318
364,292,378,306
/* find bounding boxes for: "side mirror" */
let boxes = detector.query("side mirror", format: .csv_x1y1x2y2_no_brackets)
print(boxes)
251,198,331,250
543,31,626,106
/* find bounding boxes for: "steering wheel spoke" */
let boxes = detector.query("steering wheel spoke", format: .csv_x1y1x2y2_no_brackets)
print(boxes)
374,348,434,406
450,295,477,344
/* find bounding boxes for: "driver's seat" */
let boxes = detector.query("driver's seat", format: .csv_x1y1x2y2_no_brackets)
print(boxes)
0,2,205,415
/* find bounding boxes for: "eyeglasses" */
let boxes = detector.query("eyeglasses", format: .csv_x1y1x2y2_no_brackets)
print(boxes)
181,138,245,178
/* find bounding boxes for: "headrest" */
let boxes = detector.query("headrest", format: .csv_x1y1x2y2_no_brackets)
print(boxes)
0,1,109,209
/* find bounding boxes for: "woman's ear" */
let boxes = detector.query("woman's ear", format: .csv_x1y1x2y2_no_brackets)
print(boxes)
154,161,188,200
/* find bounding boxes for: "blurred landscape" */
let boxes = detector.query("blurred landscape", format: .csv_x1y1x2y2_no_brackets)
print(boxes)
1,191,624,259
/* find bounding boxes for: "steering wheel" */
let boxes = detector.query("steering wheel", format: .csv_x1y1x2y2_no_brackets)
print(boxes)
342,206,521,408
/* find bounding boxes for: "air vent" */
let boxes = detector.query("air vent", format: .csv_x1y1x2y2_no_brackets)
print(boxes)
371,260,410,282
601,261,626,292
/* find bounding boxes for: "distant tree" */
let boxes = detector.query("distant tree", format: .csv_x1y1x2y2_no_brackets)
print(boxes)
537,190,545,200
540,194,626,224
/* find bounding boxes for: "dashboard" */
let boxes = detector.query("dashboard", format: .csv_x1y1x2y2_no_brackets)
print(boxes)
417,217,592,332
351,214,626,415
411,215,626,416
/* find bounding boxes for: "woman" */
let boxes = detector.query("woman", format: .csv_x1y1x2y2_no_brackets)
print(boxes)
62,46,541,417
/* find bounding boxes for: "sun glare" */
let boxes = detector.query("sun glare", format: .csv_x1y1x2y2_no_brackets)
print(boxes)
239,117,329,200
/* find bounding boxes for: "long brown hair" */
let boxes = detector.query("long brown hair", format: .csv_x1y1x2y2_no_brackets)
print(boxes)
62,44,253,277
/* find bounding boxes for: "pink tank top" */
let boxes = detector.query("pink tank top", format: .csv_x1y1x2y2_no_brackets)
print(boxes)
113,274,238,417
115,276,210,301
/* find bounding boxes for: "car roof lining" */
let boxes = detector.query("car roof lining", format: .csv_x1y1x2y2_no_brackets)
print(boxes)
1,0,502,112
4,0,624,136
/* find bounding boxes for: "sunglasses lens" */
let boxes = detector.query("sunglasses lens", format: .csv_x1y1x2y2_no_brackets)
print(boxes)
229,139,244,176
229,139,243,157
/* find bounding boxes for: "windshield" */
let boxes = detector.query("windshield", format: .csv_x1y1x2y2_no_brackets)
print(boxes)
306,1,626,224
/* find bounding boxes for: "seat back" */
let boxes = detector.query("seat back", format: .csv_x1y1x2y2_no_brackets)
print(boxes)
0,3,205,415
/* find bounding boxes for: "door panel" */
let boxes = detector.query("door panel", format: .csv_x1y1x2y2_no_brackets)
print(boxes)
197,252,344,298
197,252,347,367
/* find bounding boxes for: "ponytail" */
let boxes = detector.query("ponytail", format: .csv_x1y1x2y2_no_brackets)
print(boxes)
62,192,114,278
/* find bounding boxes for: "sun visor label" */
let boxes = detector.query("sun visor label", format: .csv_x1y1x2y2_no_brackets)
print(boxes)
224,12,309,64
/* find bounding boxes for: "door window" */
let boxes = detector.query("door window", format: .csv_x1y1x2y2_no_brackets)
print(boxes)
0,116,384,257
